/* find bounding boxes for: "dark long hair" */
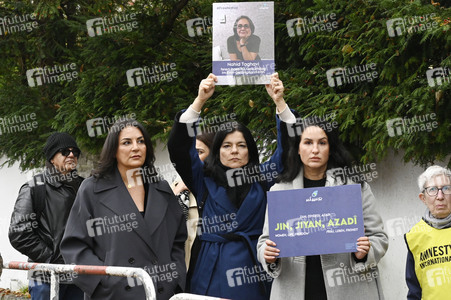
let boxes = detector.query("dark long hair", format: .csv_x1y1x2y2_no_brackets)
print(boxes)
233,15,255,40
204,122,259,176
196,131,215,151
93,119,157,179
277,115,355,183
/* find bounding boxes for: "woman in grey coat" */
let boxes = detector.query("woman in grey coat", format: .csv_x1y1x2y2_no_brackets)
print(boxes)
257,113,388,300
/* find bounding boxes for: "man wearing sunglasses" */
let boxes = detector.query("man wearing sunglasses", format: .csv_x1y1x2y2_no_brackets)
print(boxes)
405,165,451,300
9,132,84,300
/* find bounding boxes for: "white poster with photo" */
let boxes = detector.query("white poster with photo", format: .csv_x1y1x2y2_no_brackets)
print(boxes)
212,2,275,85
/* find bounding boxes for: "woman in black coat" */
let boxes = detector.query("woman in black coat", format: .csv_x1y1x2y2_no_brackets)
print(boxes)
61,119,186,300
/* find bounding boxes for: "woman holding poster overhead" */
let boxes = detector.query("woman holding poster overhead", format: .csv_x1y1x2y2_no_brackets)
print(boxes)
168,73,295,299
257,112,388,300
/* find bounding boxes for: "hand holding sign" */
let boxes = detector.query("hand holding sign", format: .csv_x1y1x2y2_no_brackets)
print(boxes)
264,236,371,263
263,239,280,264
265,73,286,112
192,73,218,112
267,185,365,257
355,236,371,260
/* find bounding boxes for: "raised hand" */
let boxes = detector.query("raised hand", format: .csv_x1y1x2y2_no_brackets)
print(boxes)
192,73,218,112
265,73,287,113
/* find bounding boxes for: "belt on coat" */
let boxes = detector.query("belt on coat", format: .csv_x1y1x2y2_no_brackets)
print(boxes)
200,230,268,296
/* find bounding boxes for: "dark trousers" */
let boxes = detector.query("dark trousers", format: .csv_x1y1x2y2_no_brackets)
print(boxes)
29,281,84,300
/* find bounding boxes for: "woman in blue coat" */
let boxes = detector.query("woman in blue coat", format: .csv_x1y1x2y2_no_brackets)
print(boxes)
168,73,295,299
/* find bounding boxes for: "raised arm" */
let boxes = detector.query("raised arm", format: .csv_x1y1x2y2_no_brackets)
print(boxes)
259,73,296,189
265,72,291,115
168,74,217,198
188,73,217,116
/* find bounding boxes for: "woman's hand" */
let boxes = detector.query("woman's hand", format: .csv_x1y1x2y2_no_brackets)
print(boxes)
264,239,280,264
354,236,371,260
239,36,249,46
192,73,218,112
265,73,287,113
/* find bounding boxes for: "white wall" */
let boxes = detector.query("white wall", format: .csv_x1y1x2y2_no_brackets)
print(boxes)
0,158,30,290
0,145,448,299
368,151,437,300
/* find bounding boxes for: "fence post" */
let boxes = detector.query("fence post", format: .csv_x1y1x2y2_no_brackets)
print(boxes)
50,271,59,300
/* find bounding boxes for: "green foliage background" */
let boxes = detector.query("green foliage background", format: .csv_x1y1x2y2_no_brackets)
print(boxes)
0,0,449,171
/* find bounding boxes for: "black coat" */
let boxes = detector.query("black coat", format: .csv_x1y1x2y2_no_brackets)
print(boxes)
61,167,186,300
9,169,83,265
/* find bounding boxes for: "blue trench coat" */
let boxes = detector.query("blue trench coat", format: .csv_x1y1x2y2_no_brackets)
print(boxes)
168,112,287,299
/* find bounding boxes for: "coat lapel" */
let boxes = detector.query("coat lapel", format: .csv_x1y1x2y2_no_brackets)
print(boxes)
292,167,305,190
271,167,304,191
143,181,169,236
95,167,138,217
94,167,163,256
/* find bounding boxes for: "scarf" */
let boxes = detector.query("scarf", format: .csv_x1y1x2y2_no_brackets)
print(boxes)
209,163,253,209
423,208,451,229
45,166,81,191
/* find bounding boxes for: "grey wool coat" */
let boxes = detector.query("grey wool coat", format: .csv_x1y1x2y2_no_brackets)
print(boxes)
61,167,187,300
257,168,388,300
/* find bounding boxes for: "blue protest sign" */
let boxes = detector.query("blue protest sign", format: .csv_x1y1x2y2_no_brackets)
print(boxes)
267,184,364,257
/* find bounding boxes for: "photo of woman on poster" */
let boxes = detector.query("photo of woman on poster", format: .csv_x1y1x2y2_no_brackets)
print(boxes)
228,16,261,61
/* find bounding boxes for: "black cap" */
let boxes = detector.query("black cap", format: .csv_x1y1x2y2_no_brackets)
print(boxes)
43,132,80,161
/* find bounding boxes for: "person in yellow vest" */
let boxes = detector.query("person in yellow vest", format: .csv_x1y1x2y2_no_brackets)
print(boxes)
404,165,451,300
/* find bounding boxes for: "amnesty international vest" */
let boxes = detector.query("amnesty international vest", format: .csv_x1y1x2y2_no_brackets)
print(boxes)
405,219,451,300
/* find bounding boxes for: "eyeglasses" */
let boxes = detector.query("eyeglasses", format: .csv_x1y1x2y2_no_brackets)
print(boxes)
423,185,451,196
237,24,250,29
59,148,80,158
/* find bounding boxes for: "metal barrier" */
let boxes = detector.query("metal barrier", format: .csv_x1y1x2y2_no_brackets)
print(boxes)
3,261,227,300
3,261,156,300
